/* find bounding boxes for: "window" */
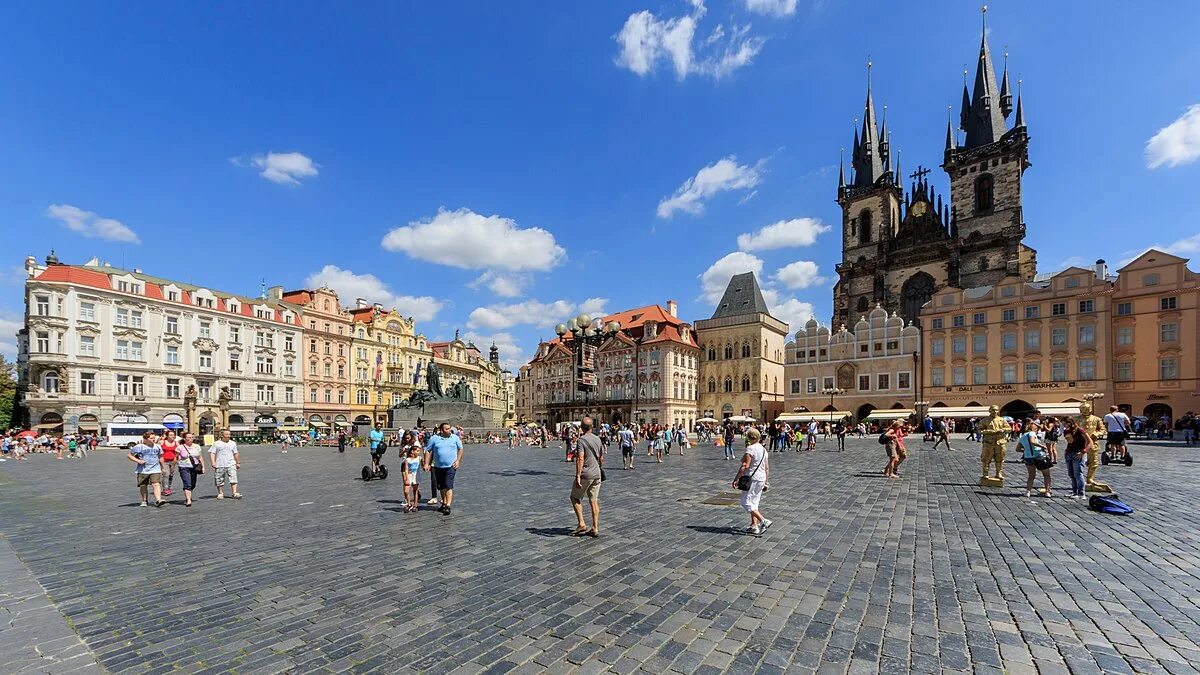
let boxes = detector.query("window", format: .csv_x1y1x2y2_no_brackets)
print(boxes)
115,374,130,396
974,173,994,213
1024,330,1040,350
1065,277,1080,289
1161,296,1178,311
256,356,274,374
42,371,59,393
256,308,272,320
741,376,750,392
167,289,179,302
931,368,944,387
338,389,346,404
741,343,751,358
1078,325,1095,346
1024,363,1039,383
80,372,96,395
163,315,178,335
116,339,143,361
258,384,275,403
198,382,211,401
166,378,180,398
1051,361,1067,382
973,312,986,325
1051,303,1066,316
1115,302,1132,316
1116,327,1133,346
310,388,318,402
1001,364,1017,384
1051,327,1067,347
199,321,211,338
35,295,51,316
35,331,50,353
230,383,242,400
1078,359,1096,380
284,334,294,351
931,338,944,356
951,367,965,386
357,389,369,405
858,209,872,245
79,302,95,322
1115,362,1132,382
284,359,295,377
165,345,179,365
972,335,986,354
337,364,345,378
1161,323,1178,343
1143,273,1160,286
858,374,871,391
324,341,331,355
972,365,987,385
227,300,239,313
1025,306,1040,319
931,318,944,329
886,340,898,351
952,315,965,327
338,344,345,357
79,335,95,357
131,376,145,397
723,377,732,392
199,351,212,369
952,336,966,355
791,379,801,394
1078,300,1094,313
285,387,295,404
1001,309,1016,322
324,363,332,377
877,374,890,390
823,376,835,390
806,378,817,394
1160,358,1179,381
1001,332,1016,351
256,331,274,348
1001,286,1015,298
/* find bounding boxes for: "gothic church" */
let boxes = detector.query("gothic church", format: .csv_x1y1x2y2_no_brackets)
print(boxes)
832,14,1037,328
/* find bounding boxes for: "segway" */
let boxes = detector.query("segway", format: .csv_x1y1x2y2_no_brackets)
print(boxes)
1100,436,1133,467
361,445,389,481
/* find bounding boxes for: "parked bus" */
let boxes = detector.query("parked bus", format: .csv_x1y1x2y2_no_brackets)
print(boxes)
104,423,166,448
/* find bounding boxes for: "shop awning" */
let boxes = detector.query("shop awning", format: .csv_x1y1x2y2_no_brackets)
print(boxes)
33,422,63,429
309,421,328,428
775,412,848,423
163,422,186,429
228,424,256,432
926,406,989,419
335,421,351,427
77,424,99,431
256,421,278,428
278,425,308,432
1035,402,1082,416
865,409,914,420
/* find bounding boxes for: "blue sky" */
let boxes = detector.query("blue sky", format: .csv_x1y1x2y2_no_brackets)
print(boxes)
2,1,1198,366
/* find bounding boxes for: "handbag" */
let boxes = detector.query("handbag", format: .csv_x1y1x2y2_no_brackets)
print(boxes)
184,445,204,474
736,451,765,491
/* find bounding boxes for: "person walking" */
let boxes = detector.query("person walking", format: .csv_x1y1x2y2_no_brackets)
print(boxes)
732,428,770,535
281,432,291,454
160,430,179,496
806,420,819,451
127,431,164,507
723,423,736,460
882,420,903,478
652,427,664,463
1043,416,1060,464
1103,405,1131,463
176,431,204,507
209,429,242,500
424,422,462,515
834,419,847,452
337,430,347,453
1062,418,1092,498
400,431,422,512
931,418,953,451
570,417,604,538
618,423,636,470
1018,419,1052,498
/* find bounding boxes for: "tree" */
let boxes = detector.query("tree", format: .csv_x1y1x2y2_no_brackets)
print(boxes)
0,354,16,431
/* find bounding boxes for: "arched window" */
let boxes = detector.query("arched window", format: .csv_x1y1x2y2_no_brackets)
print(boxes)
724,377,733,392
708,378,716,393
858,209,872,245
707,346,716,361
42,371,59,393
979,257,989,272
724,344,733,359
356,389,368,405
741,376,751,392
741,342,751,358
975,174,994,214
856,296,870,313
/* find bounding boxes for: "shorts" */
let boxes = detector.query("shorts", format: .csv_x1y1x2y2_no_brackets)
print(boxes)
741,480,765,512
1107,431,1126,445
178,467,197,491
371,447,386,460
433,466,456,490
214,466,238,487
884,442,897,458
136,472,162,487
571,477,601,501
621,445,634,457
405,473,419,486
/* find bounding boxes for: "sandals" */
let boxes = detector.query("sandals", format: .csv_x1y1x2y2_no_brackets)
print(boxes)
586,530,600,538
571,526,588,536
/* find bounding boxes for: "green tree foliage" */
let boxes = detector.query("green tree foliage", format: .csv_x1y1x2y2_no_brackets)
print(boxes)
0,354,16,430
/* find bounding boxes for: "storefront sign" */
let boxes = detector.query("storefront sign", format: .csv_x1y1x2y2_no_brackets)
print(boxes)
1149,394,1170,400
1026,382,1063,390
986,384,1016,392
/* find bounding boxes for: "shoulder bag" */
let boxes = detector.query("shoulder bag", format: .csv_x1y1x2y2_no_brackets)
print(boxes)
585,440,606,482
736,451,764,491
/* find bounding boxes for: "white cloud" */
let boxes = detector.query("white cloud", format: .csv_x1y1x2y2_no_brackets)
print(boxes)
467,297,609,331
658,156,764,218
737,217,829,250
1120,232,1200,267
0,315,20,360
468,271,530,298
743,0,798,16
46,204,141,244
772,260,825,289
1146,104,1200,169
699,251,764,303
615,1,763,81
305,265,443,322
762,291,815,330
382,207,566,272
462,331,526,370
247,151,320,185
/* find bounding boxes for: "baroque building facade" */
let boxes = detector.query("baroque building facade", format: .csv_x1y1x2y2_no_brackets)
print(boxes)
696,274,788,422
349,300,433,432
281,287,354,434
17,254,304,437
833,19,1037,328
429,338,511,427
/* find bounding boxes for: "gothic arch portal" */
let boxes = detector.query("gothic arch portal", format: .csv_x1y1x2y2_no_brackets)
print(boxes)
900,272,936,327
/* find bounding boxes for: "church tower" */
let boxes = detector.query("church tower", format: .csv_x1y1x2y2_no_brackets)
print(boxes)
833,64,902,327
942,7,1037,287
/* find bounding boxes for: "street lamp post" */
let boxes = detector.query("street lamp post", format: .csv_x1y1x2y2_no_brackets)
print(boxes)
555,314,621,423
822,387,845,421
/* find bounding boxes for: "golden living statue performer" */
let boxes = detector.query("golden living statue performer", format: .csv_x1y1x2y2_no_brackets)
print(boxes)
979,405,1010,487
1078,401,1111,493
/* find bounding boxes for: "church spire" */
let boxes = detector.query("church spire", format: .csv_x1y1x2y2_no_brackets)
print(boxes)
945,106,957,152
1014,79,1026,128
960,5,1008,148
851,60,885,187
838,147,846,191
999,49,1014,118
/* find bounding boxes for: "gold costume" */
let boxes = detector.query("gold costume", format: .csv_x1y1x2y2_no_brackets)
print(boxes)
979,410,1010,481
1079,402,1107,488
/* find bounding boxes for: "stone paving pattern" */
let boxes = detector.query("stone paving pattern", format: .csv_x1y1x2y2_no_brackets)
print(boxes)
1,436,1200,674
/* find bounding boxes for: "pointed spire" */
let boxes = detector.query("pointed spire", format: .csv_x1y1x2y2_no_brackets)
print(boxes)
851,59,885,187
959,69,971,131
1014,78,1026,128
945,106,957,151
880,104,890,166
838,147,846,190
999,48,1013,118
893,148,901,187
962,4,1008,147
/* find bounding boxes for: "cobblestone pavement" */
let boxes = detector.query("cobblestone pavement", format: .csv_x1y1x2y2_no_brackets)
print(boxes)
1,436,1200,674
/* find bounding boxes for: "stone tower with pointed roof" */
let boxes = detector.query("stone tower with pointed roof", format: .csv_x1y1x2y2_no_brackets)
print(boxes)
833,10,1037,329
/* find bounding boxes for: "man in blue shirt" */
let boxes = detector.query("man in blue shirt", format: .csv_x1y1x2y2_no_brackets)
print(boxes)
368,423,386,473
126,431,164,508
424,422,463,515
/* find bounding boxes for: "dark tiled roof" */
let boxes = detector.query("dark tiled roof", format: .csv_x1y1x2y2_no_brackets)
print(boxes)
710,272,770,319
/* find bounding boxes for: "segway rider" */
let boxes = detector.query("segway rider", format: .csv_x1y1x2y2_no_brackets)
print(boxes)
1102,405,1131,462
368,423,386,474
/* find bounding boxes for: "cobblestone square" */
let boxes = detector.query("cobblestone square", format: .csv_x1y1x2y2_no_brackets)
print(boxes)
2,437,1200,674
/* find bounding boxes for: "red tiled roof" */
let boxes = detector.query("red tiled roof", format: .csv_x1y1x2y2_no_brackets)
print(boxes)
33,265,112,288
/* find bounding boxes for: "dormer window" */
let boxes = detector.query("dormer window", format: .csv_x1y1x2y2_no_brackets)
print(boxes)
228,300,240,314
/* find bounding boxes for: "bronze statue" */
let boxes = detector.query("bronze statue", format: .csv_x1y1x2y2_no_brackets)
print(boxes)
1078,401,1111,493
426,361,443,397
979,404,1009,486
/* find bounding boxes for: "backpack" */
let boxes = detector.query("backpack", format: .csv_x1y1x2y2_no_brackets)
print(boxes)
878,432,890,445
1088,494,1133,515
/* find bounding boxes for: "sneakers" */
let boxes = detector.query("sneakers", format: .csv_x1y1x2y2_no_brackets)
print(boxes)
760,519,773,532
154,501,165,508
427,497,439,505
140,501,148,507
216,493,224,499
748,524,762,535
163,488,173,496
1026,490,1033,498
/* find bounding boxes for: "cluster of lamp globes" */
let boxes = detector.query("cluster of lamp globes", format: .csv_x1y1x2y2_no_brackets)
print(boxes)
554,314,621,339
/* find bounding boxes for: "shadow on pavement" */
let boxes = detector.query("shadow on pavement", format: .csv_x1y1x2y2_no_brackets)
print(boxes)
851,472,887,478
525,527,574,537
687,525,752,536
488,470,550,477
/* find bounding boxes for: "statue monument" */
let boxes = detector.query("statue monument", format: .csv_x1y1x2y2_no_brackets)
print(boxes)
389,361,484,429
184,385,198,435
979,404,1009,487
1078,401,1112,493
217,386,233,431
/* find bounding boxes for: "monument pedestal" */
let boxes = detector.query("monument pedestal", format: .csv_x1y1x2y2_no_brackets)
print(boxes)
978,476,1004,488
389,400,486,429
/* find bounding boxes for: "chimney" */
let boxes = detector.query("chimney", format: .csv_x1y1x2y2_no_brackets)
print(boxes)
374,303,384,311
24,255,36,277
356,298,368,309
1094,259,1108,280
666,299,678,317
267,285,284,301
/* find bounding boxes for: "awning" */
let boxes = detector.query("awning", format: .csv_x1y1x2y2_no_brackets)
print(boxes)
1035,402,1082,416
775,412,848,423
228,424,256,432
33,422,63,429
256,421,279,428
309,421,329,428
335,421,351,427
927,406,989,419
278,425,308,432
78,424,99,431
163,422,186,430
865,409,914,420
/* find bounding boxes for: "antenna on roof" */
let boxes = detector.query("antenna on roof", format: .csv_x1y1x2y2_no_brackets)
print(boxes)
260,278,266,299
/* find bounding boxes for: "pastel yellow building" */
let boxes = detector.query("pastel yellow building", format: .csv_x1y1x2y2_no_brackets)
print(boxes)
349,301,433,431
